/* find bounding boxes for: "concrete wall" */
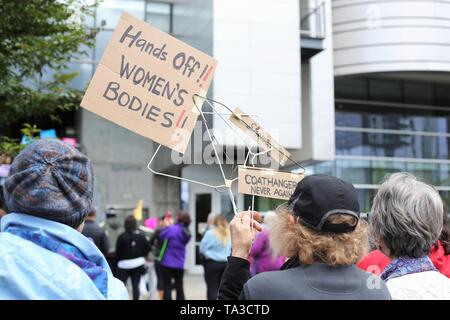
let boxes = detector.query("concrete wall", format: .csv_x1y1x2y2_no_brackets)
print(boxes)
333,0,450,76
80,111,154,211
292,0,335,163
211,0,301,149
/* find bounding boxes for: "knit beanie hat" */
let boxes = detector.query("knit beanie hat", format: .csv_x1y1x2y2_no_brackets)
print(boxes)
3,139,94,228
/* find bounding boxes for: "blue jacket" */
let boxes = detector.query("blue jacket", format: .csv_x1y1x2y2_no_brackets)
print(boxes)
200,228,231,262
0,213,128,300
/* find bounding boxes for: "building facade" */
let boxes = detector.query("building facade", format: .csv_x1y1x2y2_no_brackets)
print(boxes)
68,0,450,273
309,0,450,212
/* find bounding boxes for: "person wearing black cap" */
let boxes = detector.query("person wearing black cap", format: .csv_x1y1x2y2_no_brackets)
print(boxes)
218,174,391,300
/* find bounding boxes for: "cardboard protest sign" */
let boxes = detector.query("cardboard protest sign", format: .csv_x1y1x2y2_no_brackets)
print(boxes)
229,108,291,166
81,12,218,153
238,166,303,200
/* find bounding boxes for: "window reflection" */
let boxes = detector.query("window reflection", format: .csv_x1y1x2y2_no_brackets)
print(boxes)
307,159,450,187
145,2,172,33
336,104,450,134
67,1,173,90
96,0,145,29
336,131,450,160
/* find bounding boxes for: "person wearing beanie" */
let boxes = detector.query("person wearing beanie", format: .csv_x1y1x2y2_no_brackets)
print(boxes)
218,174,391,300
0,139,128,300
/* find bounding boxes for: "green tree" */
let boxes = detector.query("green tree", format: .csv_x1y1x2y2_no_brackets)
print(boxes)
0,0,98,132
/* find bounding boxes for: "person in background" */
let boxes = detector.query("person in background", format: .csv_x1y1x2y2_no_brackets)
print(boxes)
356,249,390,274
359,198,450,279
116,215,151,300
149,215,170,299
200,212,217,284
248,211,285,276
370,172,450,299
82,209,110,256
159,211,192,300
218,175,391,300
205,212,216,234
200,214,231,300
429,208,450,277
0,139,127,299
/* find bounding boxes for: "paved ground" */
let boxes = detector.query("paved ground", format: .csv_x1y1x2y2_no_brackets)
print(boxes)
184,273,207,300
131,268,207,300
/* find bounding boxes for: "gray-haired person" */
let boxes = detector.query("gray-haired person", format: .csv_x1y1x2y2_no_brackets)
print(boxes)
218,175,391,300
371,172,450,299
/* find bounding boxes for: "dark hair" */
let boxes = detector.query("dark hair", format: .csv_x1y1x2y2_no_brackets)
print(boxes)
436,202,450,255
87,210,96,217
177,211,191,227
124,215,137,234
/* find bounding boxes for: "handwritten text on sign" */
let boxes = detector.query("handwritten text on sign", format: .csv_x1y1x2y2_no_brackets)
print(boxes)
80,12,218,153
229,108,291,166
238,166,304,200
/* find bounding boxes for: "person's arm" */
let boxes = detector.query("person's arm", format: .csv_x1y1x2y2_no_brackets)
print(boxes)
115,235,125,261
217,211,262,300
218,256,251,300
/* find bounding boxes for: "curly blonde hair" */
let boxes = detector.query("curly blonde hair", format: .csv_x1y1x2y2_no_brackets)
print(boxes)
269,206,369,266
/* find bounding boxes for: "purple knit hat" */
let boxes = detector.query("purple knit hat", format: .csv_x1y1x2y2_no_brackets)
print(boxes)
3,139,94,228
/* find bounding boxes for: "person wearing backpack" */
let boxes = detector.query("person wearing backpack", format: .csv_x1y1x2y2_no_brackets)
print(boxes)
116,215,151,300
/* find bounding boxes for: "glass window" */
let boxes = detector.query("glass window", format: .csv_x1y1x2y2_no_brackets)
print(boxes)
316,159,450,186
94,30,114,61
336,130,450,160
145,2,172,33
370,160,406,184
336,103,450,133
243,195,285,213
369,79,402,102
439,191,450,209
68,62,95,90
96,0,145,29
436,84,450,107
356,189,376,214
404,81,434,105
335,77,368,100
306,161,333,176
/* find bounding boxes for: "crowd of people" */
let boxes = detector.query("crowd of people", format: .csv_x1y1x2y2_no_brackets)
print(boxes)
218,173,450,299
0,139,449,300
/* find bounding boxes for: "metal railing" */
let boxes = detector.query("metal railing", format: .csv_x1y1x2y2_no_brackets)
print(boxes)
300,0,326,39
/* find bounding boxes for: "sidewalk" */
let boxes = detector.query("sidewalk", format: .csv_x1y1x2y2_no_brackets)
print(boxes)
184,273,207,300
138,268,206,300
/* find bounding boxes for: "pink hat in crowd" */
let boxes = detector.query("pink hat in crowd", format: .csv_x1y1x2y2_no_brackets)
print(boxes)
144,217,158,230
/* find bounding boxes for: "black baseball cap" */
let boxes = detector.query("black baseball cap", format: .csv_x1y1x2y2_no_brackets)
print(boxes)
287,174,360,233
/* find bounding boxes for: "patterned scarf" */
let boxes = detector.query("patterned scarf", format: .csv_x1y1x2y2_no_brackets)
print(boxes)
381,255,437,282
7,227,108,298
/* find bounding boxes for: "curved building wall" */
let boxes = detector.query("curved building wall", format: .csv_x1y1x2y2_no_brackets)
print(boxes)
333,0,450,76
